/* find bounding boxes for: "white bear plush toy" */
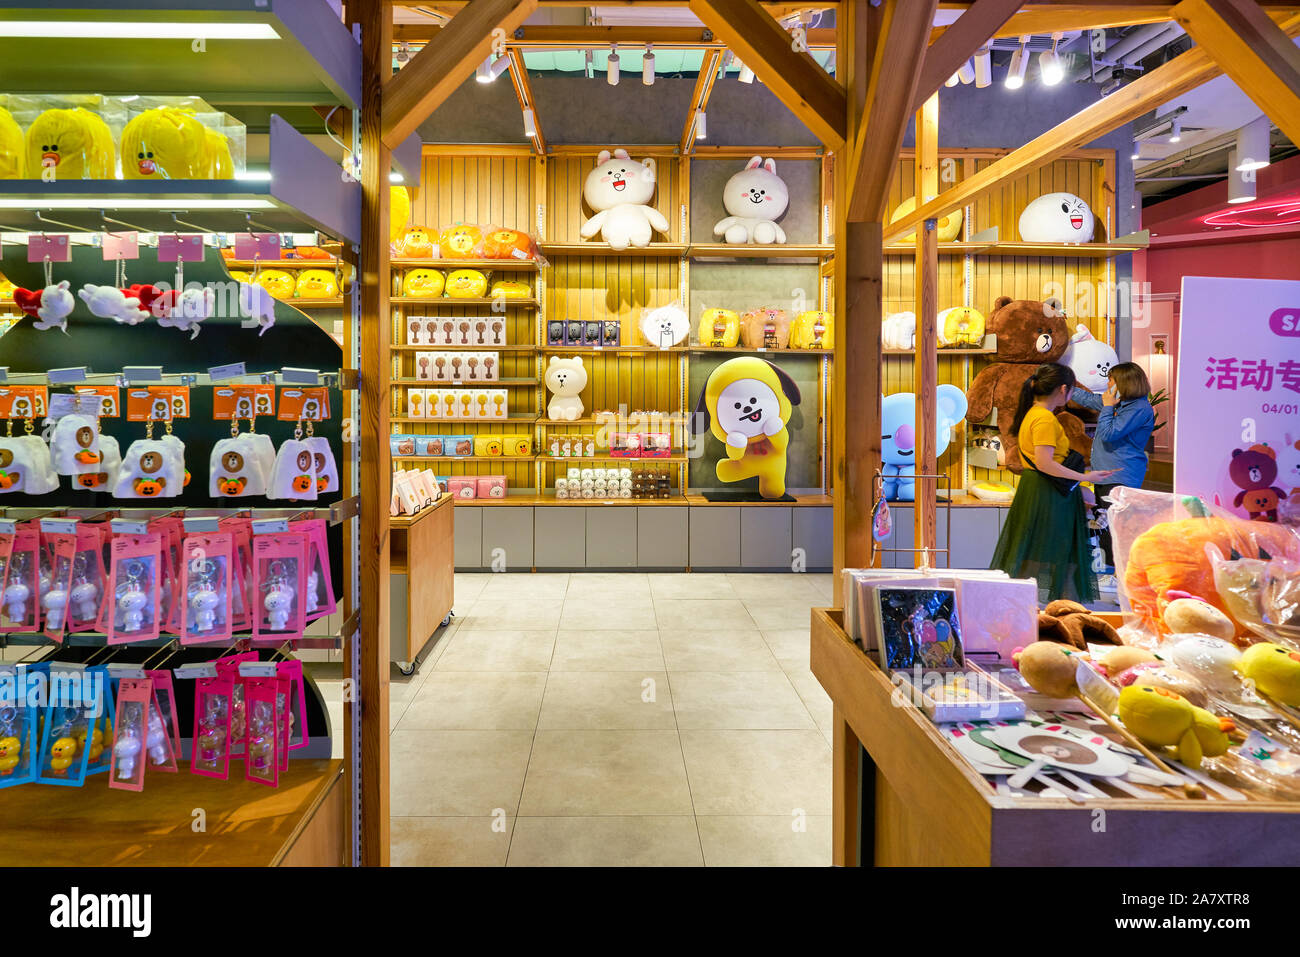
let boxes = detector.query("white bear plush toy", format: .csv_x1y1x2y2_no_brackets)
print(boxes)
639,303,690,349
1062,323,1119,393
714,156,789,245
545,356,587,421
882,311,917,351
580,149,669,250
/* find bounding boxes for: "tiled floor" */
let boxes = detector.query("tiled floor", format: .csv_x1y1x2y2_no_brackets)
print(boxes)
310,571,836,867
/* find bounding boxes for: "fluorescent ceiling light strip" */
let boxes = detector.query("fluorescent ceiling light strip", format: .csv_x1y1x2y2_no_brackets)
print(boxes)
0,198,276,210
0,21,280,40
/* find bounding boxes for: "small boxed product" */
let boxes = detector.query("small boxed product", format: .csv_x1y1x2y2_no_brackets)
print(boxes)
390,434,418,457
463,354,487,382
639,432,672,458
602,320,621,346
583,435,596,456
457,392,476,420
483,318,507,346
419,435,445,457
565,320,583,345
503,434,531,457
447,477,477,500
555,485,569,499
468,390,491,419
406,389,429,419
560,437,573,457
488,390,508,419
473,435,503,456
610,433,641,457
445,435,473,457
476,475,507,499
567,467,581,481
415,352,436,381
406,318,428,345
427,317,453,345
554,478,568,493
446,354,467,381
582,321,602,347
548,321,566,346
479,353,499,381
428,353,451,382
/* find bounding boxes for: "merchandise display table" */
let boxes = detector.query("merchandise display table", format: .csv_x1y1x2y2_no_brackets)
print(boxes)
391,495,455,668
810,608,1300,867
0,759,345,867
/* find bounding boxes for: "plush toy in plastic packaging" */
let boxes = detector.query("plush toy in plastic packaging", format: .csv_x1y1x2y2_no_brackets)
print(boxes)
209,434,270,498
790,310,833,349
489,279,531,300
738,308,790,350
882,311,916,351
697,308,740,348
294,269,338,299
0,106,22,179
24,107,115,179
439,224,484,259
255,269,296,300
394,226,434,258
581,149,670,250
444,269,487,299
481,226,537,260
50,414,103,479
113,439,184,499
402,268,444,298
713,156,789,245
1018,192,1097,244
1117,683,1234,769
881,386,968,501
120,108,209,179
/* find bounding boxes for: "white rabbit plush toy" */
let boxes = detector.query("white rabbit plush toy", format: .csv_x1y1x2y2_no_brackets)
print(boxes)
580,149,669,250
79,284,146,326
714,156,789,245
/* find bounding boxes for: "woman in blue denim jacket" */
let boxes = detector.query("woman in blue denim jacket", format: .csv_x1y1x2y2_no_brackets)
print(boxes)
1070,362,1156,569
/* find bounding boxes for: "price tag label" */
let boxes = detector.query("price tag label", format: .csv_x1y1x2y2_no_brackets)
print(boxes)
182,516,222,534
47,366,87,384
0,369,7,383
208,362,246,381
47,392,104,420
232,233,281,262
280,367,320,386
39,518,79,535
238,662,280,678
123,366,163,385
28,234,70,263
157,234,204,263
102,232,140,261
173,664,220,680
251,518,290,535
106,664,147,678
111,519,150,535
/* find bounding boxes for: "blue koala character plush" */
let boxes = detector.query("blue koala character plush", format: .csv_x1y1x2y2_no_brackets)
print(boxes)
881,385,969,501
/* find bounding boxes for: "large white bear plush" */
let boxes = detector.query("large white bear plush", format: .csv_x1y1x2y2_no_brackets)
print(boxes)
1018,192,1097,243
1062,323,1119,393
545,356,587,421
714,156,789,245
580,149,669,250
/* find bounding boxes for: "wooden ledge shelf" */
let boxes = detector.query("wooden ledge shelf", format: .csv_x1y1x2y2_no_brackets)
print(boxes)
391,414,539,424
689,347,833,355
683,493,834,507
543,346,688,354
539,415,687,426
883,239,1147,259
540,242,687,258
540,454,686,463
688,243,833,259
391,297,539,308
391,344,536,352
281,298,345,308
225,259,342,269
395,454,538,462
392,377,536,386
392,258,540,271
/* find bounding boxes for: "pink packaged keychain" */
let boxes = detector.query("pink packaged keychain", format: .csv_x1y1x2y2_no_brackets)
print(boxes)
191,675,233,780
145,669,183,763
67,525,108,633
215,651,256,758
220,517,254,632
40,531,77,642
253,533,307,642
1,525,40,634
277,658,310,755
106,534,162,644
148,516,184,635
244,678,280,787
289,518,337,623
110,677,152,792
144,687,178,773
180,532,233,645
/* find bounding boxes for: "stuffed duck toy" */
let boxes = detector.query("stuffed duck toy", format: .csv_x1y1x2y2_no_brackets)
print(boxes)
1117,683,1234,768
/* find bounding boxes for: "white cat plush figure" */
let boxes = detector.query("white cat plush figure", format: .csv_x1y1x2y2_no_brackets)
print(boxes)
1062,323,1119,393
580,149,669,250
1018,192,1097,244
714,156,789,245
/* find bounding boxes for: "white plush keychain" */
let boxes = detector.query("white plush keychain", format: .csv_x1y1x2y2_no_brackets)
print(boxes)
209,432,269,498
238,281,277,337
153,288,215,340
113,416,184,499
84,434,121,492
50,413,118,491
13,259,75,333
79,283,146,325
0,430,59,495
267,429,319,501
304,435,338,494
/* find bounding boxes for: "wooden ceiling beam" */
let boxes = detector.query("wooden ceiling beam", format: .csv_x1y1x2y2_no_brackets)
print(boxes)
1173,0,1300,145
688,0,847,148
380,0,538,149
681,49,723,154
882,11,1300,243
847,0,941,221
912,0,1022,112
393,23,838,47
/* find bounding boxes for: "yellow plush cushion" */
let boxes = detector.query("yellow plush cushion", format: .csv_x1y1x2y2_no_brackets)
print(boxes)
697,308,740,348
445,269,488,299
790,310,833,349
938,306,985,347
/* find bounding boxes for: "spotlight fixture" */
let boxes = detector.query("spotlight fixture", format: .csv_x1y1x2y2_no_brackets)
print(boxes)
1005,37,1028,90
523,108,537,139
974,46,992,88
737,59,755,83
395,42,411,65
642,43,655,86
945,72,960,88
606,43,619,86
584,49,594,79
389,172,404,184
1169,117,1181,143
1227,149,1256,204
957,58,976,85
1235,116,1271,171
1039,33,1064,86
476,55,509,84
695,110,707,141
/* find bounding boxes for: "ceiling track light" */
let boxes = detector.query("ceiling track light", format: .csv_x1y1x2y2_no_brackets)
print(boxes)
522,107,536,139
476,54,509,84
584,48,594,79
737,59,755,83
1227,148,1256,204
1169,116,1181,143
395,42,410,64
1005,37,1029,90
642,43,655,86
1235,116,1271,172
945,71,960,88
694,110,707,141
606,43,619,86
957,58,976,85
1039,33,1064,86
974,46,992,88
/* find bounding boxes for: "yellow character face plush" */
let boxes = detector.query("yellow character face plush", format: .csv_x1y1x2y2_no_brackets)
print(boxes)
227,270,251,284
24,108,115,179
440,224,483,259
295,268,339,299
488,279,530,300
790,310,834,349
202,127,234,178
697,308,740,348
390,186,411,243
1238,642,1300,708
395,226,434,258
0,106,22,179
938,306,986,348
256,270,297,299
690,356,801,500
120,108,208,179
889,195,963,243
0,273,15,300
402,268,445,298
445,269,488,299
1118,684,1234,768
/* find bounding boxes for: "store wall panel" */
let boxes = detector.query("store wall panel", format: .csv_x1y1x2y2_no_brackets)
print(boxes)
948,507,1000,570
482,507,534,570
455,506,483,568
535,507,587,568
585,507,638,567
638,506,688,568
690,507,741,568
740,506,794,569
792,506,833,570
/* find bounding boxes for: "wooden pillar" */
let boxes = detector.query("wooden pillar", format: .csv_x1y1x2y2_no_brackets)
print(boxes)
355,0,392,867
912,93,939,567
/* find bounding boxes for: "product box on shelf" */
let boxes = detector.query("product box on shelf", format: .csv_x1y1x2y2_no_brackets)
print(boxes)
406,389,429,419
445,435,473,457
476,475,507,499
473,435,503,456
447,477,478,500
547,321,566,346
418,435,444,456
503,434,531,456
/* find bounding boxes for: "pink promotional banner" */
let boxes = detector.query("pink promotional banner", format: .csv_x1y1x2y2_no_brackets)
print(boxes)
1175,276,1300,525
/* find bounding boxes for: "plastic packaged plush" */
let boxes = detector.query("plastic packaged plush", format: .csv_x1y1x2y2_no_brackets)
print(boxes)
181,532,233,644
1,525,40,633
253,533,307,641
23,107,116,179
110,677,151,791
244,679,279,787
0,665,37,788
106,533,162,644
0,105,21,178
192,675,233,780
68,526,107,633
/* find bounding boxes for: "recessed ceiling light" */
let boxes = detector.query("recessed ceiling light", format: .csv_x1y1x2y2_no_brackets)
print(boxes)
0,20,279,39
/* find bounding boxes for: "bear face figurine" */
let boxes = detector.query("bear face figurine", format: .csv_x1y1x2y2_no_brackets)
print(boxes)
545,356,588,422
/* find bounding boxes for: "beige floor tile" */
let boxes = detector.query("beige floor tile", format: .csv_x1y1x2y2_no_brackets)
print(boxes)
761,629,812,670
399,672,547,730
808,574,836,602
433,629,557,672
670,671,816,730
726,573,826,602
550,629,665,672
453,573,492,601
479,573,571,600
538,672,676,730
654,598,757,631
507,817,703,867
743,599,819,631
659,629,780,672
647,573,737,600
695,815,831,867
519,730,694,816
565,573,652,601
389,729,534,816
560,598,658,630
784,668,834,734
458,598,563,630
391,816,513,867
679,730,832,815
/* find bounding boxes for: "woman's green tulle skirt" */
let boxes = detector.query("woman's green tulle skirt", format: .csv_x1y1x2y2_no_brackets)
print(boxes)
990,467,1099,604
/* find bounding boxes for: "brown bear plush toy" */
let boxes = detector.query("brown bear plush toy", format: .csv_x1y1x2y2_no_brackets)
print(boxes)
965,296,1090,473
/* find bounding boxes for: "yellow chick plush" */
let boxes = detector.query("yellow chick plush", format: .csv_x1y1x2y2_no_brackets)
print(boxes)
890,195,963,243
1118,684,1234,768
1238,642,1300,708
0,272,16,300
0,106,22,179
444,269,488,299
0,735,20,775
120,108,208,179
938,306,986,348
202,127,234,178
402,268,445,298
256,269,297,299
24,108,115,179
48,735,79,774
295,268,339,299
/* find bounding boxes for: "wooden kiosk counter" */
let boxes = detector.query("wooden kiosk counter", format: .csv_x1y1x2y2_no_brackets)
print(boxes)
811,609,1300,867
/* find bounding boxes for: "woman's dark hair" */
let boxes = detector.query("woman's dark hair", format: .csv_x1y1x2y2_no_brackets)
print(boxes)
1108,361,1151,401
1012,362,1077,433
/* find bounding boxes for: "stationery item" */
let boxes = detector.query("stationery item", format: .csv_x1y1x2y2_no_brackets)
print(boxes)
390,434,418,457
991,724,1133,784
894,667,1025,723
874,586,963,670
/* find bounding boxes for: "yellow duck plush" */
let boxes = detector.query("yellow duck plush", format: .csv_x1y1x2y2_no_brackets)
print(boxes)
120,108,207,179
691,356,801,499
0,106,22,179
1118,684,1235,768
0,735,20,774
295,268,339,299
1238,642,1300,708
24,108,115,179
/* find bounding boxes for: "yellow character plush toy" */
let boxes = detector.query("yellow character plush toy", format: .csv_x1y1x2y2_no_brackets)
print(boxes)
938,306,986,348
0,106,22,179
1238,642,1300,708
691,356,801,499
402,268,445,298
295,269,338,299
790,310,834,349
24,108,115,179
1118,684,1235,768
256,269,297,300
120,108,208,179
202,127,234,178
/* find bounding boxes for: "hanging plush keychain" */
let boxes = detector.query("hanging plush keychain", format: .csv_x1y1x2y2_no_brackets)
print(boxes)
235,256,277,336
152,258,215,339
50,413,109,490
112,392,184,499
280,388,336,494
0,401,59,495
13,256,74,334
209,413,269,498
267,421,318,501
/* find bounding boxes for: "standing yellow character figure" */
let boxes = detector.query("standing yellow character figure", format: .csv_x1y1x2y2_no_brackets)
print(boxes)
691,356,801,500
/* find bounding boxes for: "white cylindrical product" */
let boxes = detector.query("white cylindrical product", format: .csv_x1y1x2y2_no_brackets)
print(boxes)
581,487,594,499
567,467,581,481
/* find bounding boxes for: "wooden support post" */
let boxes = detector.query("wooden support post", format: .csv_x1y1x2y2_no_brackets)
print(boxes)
913,93,939,568
356,0,392,867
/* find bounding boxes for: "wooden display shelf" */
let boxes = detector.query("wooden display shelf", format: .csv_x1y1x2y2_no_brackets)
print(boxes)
540,242,687,258
543,345,688,354
392,257,539,271
683,492,835,507
810,608,1300,866
391,344,536,352
389,494,453,667
224,259,342,269
688,243,834,259
540,454,686,463
391,414,539,423
539,415,687,426
391,297,539,308
0,759,345,866
396,455,538,462
689,346,834,355
450,492,690,506
883,347,995,356
447,490,539,505
392,377,536,386
882,239,1148,259
279,298,346,308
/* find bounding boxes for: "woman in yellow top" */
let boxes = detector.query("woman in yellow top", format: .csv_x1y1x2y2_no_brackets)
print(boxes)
990,363,1117,602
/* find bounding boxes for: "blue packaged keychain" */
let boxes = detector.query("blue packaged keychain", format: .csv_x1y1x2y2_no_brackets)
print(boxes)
37,664,96,786
0,663,38,788
83,664,114,777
